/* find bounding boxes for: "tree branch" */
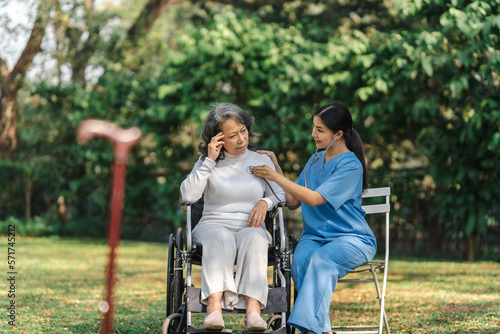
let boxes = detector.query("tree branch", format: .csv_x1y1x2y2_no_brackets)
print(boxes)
9,1,52,92
84,0,94,16
0,57,9,79
71,0,97,83
126,0,275,45
127,0,183,43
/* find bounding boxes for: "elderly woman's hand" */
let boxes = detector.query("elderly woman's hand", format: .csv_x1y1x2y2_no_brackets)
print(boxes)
207,132,224,161
247,200,268,228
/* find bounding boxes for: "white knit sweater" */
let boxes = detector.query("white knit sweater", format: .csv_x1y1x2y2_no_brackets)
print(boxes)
180,150,285,229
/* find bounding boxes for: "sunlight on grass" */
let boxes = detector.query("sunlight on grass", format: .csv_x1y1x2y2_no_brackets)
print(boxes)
1,237,499,333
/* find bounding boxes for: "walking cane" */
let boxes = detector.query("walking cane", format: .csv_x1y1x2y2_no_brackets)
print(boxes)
77,119,141,334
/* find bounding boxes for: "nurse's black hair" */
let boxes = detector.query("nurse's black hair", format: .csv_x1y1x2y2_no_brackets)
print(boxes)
315,102,369,191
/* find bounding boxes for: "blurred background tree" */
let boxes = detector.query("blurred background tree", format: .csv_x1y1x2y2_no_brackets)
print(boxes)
0,0,498,261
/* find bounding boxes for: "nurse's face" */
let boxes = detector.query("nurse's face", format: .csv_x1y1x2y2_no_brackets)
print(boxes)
312,116,337,150
220,117,248,156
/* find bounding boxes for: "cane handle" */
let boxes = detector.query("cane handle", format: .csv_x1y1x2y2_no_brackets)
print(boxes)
77,119,141,163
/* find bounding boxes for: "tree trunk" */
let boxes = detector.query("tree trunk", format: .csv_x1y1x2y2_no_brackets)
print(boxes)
0,1,52,159
0,73,17,159
467,234,477,262
25,177,32,221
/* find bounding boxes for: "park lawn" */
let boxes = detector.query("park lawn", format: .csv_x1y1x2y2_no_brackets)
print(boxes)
2,237,499,333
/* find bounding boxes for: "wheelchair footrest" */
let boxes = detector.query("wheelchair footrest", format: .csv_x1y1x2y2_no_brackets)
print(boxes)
187,326,232,333
243,328,286,334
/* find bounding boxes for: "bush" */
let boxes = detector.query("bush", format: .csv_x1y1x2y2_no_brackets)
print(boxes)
0,216,57,237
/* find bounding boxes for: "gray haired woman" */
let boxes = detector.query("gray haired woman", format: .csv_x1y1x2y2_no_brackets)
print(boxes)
180,103,285,330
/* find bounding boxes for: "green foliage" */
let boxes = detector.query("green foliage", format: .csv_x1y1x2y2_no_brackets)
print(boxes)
0,159,29,220
3,0,499,258
0,216,55,237
393,0,500,240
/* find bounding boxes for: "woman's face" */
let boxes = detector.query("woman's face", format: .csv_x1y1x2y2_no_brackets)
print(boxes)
220,117,248,156
312,115,337,149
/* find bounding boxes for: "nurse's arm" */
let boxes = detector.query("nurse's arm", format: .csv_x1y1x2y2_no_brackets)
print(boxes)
270,173,327,207
251,165,327,207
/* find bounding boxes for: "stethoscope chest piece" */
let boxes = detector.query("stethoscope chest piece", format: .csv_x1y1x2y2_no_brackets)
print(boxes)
246,166,254,174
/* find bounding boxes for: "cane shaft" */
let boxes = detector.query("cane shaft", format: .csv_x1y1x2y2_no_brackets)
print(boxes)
102,162,127,334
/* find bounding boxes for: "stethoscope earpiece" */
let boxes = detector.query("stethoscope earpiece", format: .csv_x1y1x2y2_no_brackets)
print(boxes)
304,135,338,188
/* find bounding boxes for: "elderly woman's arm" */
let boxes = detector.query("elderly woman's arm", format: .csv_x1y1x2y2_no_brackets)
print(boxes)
180,157,215,202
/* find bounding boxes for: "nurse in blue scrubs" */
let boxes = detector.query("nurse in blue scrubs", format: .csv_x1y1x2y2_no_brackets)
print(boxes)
252,102,376,334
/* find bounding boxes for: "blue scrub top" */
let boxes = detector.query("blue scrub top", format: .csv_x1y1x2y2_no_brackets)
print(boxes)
297,151,376,246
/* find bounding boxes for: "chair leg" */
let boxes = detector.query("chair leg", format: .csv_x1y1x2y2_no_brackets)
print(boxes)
370,268,390,334
383,308,390,334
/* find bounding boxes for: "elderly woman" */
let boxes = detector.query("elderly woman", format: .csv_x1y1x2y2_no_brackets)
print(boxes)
180,103,285,330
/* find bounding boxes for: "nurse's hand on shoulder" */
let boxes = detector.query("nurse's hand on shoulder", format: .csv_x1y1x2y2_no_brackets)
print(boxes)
247,200,268,228
257,150,280,171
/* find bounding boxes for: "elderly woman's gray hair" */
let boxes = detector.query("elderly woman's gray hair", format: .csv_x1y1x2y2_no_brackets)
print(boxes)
198,103,258,161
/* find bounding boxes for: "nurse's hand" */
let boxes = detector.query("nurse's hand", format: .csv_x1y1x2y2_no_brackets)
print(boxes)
251,165,279,182
247,200,268,228
256,150,282,174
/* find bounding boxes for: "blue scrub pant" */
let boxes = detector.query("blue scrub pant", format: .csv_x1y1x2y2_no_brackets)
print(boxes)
288,235,375,334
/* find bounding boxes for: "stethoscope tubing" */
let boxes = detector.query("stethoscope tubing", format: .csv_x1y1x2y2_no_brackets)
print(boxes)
304,136,337,188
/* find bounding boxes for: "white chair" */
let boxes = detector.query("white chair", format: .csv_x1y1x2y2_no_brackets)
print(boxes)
331,187,391,334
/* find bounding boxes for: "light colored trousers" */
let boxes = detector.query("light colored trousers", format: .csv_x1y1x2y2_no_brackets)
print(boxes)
288,235,376,334
192,223,271,310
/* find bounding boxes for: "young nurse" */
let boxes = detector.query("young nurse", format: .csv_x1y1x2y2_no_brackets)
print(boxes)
251,102,376,334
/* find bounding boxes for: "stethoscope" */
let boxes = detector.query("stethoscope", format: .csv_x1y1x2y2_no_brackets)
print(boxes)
302,135,338,188
245,134,338,199
246,165,285,202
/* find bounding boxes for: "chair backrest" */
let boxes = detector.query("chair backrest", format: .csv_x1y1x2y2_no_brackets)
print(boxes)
361,186,390,260
362,187,391,215
190,196,205,229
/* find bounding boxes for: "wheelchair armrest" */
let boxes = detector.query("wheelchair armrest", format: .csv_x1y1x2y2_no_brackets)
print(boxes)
268,202,287,218
180,201,194,252
180,197,204,252
274,204,287,254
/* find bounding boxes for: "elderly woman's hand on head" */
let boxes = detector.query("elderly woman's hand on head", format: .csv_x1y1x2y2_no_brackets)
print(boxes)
247,200,268,228
207,132,225,161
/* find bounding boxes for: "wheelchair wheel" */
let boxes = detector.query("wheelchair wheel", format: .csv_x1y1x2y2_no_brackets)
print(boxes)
172,227,184,313
166,232,175,316
266,314,282,330
162,313,183,334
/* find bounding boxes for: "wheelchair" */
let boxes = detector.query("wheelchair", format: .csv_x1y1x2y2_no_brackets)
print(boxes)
162,197,295,334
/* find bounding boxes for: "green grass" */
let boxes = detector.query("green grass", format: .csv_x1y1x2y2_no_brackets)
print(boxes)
2,237,499,333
